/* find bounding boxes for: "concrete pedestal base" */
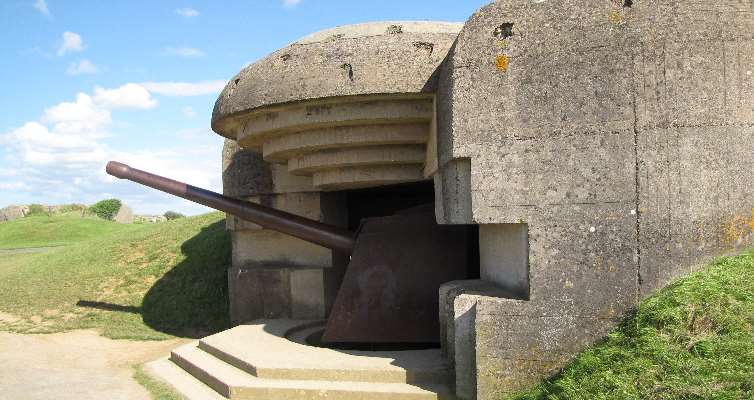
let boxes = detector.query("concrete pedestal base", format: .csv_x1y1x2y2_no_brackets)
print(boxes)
146,320,457,400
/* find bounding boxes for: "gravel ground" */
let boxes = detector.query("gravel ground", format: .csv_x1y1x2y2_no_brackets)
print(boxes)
0,329,186,400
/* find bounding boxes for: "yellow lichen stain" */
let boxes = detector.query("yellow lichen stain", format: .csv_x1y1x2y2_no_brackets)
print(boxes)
724,214,748,246
750,208,754,233
593,257,607,272
496,55,510,72
495,40,508,49
608,10,624,24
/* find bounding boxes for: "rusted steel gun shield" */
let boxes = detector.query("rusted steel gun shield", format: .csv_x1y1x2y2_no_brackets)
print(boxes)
323,211,470,344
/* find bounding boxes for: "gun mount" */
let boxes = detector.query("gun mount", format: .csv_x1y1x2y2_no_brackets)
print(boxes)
106,160,472,344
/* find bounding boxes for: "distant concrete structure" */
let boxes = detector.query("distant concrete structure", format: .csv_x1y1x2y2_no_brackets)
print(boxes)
113,204,133,224
134,215,167,224
0,205,29,222
150,2,754,399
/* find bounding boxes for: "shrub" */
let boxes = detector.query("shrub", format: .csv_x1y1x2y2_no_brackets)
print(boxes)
27,204,46,216
89,199,122,221
58,204,88,213
164,211,185,220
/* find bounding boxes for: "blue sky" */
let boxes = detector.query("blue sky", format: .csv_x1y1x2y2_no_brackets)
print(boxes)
0,0,488,215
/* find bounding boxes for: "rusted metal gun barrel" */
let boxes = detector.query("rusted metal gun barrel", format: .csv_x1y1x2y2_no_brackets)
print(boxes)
106,161,355,253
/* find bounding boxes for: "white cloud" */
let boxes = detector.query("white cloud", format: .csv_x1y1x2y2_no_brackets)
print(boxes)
0,182,29,191
66,59,100,75
93,84,158,109
164,46,205,57
282,0,301,9
33,0,50,17
2,121,92,152
0,85,221,215
182,106,197,118
57,31,84,56
42,93,111,136
174,8,199,18
0,168,18,177
1,119,109,168
140,80,226,96
110,147,220,190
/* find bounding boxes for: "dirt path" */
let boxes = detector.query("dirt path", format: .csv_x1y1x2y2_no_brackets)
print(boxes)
0,246,62,255
0,330,187,400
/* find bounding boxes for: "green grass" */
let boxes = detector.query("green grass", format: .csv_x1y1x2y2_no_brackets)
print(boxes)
0,212,141,249
0,212,230,340
133,365,184,400
507,251,754,400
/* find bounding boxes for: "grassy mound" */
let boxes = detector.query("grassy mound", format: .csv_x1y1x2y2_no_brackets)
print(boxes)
0,212,230,340
509,251,754,400
0,213,140,249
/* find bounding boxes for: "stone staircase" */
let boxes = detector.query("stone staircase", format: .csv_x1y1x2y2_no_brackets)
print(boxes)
145,320,457,400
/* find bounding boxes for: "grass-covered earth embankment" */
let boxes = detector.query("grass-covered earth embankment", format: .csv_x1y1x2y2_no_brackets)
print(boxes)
508,251,754,400
0,212,230,340
0,212,141,249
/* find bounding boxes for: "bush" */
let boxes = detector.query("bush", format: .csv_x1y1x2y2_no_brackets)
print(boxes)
27,204,46,216
58,204,88,213
164,211,185,220
89,199,122,221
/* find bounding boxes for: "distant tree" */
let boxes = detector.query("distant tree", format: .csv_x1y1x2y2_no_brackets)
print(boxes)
164,211,185,220
90,199,122,221
27,204,46,216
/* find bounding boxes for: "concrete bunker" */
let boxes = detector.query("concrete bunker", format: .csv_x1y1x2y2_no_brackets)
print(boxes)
120,2,753,398
212,21,519,351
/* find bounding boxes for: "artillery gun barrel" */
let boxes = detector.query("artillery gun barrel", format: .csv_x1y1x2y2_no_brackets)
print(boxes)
106,161,355,253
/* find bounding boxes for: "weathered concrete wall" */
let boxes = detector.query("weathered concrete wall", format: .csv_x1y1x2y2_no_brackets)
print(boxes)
222,139,273,199
439,281,516,399
436,0,754,397
213,22,466,192
212,22,463,139
222,139,348,324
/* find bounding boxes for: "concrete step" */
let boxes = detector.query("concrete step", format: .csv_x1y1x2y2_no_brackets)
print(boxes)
171,342,457,400
144,356,226,400
263,123,428,163
198,320,453,384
